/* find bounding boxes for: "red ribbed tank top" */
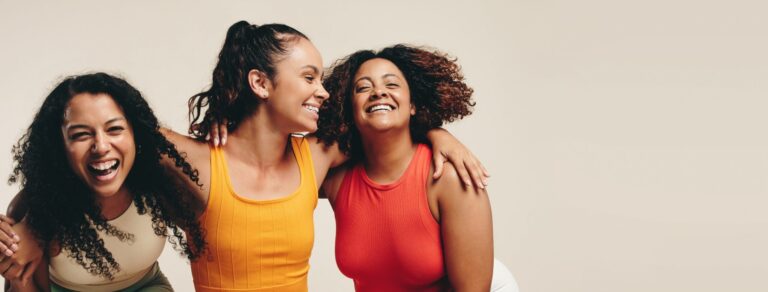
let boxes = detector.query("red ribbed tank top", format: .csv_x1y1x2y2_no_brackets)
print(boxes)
333,144,449,292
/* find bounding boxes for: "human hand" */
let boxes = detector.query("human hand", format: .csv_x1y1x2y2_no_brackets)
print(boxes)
429,129,489,189
0,220,43,285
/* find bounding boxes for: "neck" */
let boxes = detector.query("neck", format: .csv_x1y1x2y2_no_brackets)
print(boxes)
226,107,292,168
97,187,132,220
360,128,417,183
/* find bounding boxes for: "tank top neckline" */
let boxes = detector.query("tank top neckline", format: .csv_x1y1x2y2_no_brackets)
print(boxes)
357,144,427,191
105,199,135,223
216,138,306,204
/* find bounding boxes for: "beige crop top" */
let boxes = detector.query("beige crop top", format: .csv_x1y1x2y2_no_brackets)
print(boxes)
49,202,166,292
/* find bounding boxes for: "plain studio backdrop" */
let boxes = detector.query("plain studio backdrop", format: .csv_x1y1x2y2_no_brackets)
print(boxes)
1,1,767,291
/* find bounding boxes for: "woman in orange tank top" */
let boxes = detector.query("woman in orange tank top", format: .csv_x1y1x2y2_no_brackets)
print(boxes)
317,45,496,291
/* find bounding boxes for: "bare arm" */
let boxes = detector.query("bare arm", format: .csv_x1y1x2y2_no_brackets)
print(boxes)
158,127,211,212
426,128,489,189
306,130,491,199
0,218,44,290
430,163,493,292
0,191,24,257
319,165,348,203
6,249,48,292
210,120,490,189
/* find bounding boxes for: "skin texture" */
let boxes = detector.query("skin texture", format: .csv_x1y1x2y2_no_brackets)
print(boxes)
321,57,493,291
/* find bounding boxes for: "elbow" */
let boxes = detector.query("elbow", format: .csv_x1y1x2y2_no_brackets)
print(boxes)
449,274,492,292
451,283,491,292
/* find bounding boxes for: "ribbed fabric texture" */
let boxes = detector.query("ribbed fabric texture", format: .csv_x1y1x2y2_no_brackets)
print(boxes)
191,137,318,292
49,202,165,292
333,144,449,292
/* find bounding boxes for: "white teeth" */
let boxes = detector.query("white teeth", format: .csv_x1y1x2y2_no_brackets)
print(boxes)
369,104,393,113
303,105,319,113
90,160,117,170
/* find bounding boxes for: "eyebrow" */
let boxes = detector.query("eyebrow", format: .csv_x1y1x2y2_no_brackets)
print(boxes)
65,117,126,131
354,73,401,84
382,73,400,79
354,76,373,84
302,65,320,75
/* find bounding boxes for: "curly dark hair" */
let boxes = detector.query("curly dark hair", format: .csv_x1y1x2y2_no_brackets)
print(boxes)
188,20,308,139
317,44,475,161
8,73,206,279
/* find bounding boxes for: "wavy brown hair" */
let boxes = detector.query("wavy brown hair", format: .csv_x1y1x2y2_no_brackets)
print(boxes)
317,44,475,161
9,73,206,279
188,20,308,139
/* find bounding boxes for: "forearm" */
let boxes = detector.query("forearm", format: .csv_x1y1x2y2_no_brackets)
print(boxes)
7,257,49,292
8,280,38,292
425,127,451,145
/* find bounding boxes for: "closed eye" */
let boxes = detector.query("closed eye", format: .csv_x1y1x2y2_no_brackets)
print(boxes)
70,132,91,140
107,126,125,134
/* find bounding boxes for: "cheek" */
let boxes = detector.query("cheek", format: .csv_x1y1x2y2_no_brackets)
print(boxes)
392,93,414,114
350,99,365,125
352,94,367,112
122,136,137,158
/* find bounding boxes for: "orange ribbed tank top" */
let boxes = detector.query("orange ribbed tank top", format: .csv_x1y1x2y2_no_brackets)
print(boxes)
192,137,317,292
333,144,449,292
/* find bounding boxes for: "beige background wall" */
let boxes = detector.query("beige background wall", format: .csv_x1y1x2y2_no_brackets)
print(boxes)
1,0,767,291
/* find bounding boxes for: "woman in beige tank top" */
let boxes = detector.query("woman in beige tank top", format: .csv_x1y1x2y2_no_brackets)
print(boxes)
0,73,206,291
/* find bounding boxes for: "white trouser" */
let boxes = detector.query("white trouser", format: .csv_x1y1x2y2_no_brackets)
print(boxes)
491,258,519,292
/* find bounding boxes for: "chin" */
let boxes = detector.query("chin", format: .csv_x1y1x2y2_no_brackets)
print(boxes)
92,187,121,199
88,178,129,198
370,121,397,130
298,121,319,134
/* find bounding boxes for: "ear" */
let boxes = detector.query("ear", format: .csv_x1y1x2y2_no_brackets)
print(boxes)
248,69,270,100
410,104,416,116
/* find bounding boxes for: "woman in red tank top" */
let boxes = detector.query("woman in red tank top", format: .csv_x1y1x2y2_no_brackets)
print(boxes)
317,45,494,291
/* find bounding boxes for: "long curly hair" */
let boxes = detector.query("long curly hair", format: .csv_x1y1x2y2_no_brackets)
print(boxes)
317,44,475,161
8,73,206,279
188,20,308,139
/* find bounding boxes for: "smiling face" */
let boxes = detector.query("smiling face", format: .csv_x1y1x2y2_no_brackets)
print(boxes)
351,58,415,135
264,37,330,134
61,93,135,200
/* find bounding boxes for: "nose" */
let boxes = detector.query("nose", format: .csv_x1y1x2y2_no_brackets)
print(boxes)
370,88,388,100
90,132,111,155
316,84,330,100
